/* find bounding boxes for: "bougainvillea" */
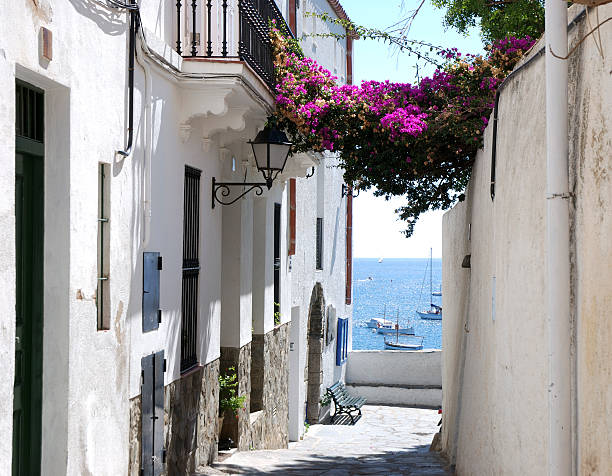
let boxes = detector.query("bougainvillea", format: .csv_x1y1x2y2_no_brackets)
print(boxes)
271,27,535,236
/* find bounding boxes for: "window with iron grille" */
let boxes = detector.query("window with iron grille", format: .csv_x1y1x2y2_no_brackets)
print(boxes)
97,163,111,330
181,166,201,372
16,81,44,143
316,217,323,270
273,203,281,321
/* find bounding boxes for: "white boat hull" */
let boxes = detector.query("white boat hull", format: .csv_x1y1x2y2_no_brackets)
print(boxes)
377,327,414,335
384,337,424,350
416,310,442,320
366,318,393,328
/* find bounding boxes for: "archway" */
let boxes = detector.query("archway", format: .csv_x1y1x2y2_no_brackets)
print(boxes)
305,283,325,423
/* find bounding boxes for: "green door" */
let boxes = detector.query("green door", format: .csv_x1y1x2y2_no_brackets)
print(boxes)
13,81,44,476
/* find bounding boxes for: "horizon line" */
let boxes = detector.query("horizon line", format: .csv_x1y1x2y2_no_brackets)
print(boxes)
354,256,442,259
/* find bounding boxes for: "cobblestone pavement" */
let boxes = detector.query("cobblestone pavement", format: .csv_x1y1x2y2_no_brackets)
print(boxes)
201,406,451,475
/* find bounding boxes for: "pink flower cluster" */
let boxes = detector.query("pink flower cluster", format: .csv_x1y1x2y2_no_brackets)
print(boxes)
271,25,536,170
492,36,535,55
380,107,428,142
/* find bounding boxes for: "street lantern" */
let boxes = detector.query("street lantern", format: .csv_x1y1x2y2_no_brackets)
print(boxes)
249,126,292,189
211,126,293,208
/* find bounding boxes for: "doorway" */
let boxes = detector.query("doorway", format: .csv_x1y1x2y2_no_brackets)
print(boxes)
13,80,44,476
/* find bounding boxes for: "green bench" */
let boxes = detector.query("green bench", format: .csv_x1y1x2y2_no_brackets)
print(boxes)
325,381,366,424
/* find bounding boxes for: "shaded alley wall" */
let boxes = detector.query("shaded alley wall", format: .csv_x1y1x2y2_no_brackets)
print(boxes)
441,5,612,475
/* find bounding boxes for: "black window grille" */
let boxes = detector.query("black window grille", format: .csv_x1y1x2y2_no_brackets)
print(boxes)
97,163,111,330
316,217,323,270
15,81,44,143
181,166,201,372
273,203,281,317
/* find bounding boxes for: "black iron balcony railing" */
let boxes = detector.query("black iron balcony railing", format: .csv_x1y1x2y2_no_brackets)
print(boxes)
175,0,293,88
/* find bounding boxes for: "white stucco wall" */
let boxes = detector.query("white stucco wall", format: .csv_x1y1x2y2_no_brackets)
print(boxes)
0,2,134,473
1,0,351,472
346,350,442,387
441,6,612,474
345,350,442,407
300,0,347,83
0,49,17,476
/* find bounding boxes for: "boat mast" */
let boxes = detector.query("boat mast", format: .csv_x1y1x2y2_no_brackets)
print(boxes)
429,248,433,307
396,309,399,343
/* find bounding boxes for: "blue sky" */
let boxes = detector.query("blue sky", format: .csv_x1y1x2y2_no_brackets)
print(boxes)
340,0,483,258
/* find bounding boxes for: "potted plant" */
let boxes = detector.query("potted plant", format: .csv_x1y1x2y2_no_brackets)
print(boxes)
218,367,246,436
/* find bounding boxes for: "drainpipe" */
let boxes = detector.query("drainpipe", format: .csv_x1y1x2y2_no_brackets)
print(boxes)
545,0,571,474
117,5,138,157
135,36,153,246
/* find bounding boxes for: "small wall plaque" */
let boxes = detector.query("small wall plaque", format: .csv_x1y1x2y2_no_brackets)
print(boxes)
41,27,52,61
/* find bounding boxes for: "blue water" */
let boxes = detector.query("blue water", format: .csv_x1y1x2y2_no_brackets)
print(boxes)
352,258,443,350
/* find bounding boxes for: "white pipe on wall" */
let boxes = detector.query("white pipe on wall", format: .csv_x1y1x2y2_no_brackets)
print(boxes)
136,38,153,247
545,1,571,474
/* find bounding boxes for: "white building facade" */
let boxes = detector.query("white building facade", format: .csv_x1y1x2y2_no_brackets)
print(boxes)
0,0,353,475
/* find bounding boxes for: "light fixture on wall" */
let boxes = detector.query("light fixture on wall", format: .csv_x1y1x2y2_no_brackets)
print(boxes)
305,166,315,179
212,126,292,208
341,183,360,198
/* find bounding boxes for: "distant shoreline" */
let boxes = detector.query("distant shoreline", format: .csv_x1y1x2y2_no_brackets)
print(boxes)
354,257,442,260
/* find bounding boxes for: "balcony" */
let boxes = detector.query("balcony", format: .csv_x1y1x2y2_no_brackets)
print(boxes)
175,0,292,89
160,0,315,180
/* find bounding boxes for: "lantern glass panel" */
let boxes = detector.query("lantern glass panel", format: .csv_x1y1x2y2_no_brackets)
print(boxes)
252,143,269,170
269,143,291,170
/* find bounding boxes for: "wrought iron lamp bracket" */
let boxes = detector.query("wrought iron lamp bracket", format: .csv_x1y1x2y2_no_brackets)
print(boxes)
305,167,315,179
341,183,360,198
212,177,266,209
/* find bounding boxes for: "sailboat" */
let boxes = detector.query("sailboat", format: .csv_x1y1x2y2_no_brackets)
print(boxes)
384,310,424,350
416,248,443,320
366,304,393,328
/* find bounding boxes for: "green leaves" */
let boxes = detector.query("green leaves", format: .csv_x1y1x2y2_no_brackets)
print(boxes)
431,0,545,42
219,367,247,416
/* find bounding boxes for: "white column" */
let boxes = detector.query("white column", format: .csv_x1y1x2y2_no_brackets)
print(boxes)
252,196,274,334
220,197,253,348
288,305,304,441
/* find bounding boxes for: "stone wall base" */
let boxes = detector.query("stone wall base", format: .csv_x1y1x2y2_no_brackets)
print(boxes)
248,323,290,450
128,359,220,476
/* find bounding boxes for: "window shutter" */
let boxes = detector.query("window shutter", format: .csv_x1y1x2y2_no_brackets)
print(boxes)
288,178,296,256
141,352,165,476
153,351,165,475
345,193,353,304
316,218,323,270
143,252,161,332
141,354,154,476
336,318,348,366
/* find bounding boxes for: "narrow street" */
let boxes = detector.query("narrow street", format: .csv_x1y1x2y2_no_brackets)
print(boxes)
201,406,450,475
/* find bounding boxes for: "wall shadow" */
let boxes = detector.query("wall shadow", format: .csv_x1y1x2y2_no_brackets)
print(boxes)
67,0,127,36
210,444,451,475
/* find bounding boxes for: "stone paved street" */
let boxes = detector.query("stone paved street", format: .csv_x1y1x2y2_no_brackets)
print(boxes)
200,406,451,475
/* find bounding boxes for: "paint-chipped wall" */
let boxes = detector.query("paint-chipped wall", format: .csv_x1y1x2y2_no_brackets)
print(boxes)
441,5,612,475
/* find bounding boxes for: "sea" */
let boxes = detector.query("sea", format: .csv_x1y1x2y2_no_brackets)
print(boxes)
352,258,443,350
